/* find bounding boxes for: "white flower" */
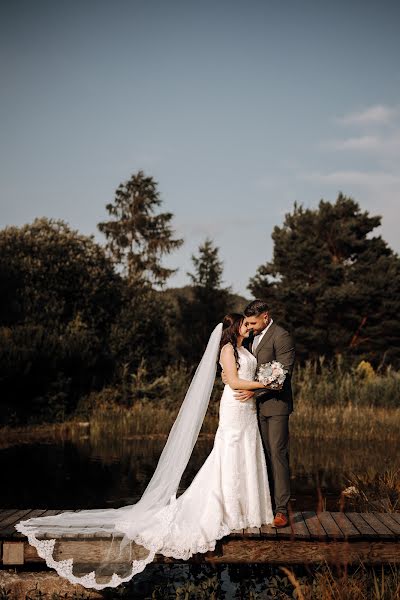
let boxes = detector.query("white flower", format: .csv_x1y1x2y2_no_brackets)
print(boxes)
256,361,288,386
341,486,359,497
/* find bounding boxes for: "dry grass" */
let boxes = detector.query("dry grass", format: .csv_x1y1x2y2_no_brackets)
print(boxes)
87,393,400,442
290,398,400,441
86,360,400,441
277,564,400,600
341,468,400,513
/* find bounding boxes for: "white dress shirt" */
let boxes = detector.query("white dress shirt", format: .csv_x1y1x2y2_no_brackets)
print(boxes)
251,318,274,353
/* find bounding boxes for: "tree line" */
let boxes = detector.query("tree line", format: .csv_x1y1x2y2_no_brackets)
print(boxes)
0,171,399,424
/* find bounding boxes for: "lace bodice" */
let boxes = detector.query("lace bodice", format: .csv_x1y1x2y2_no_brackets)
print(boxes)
220,344,257,381
237,346,257,380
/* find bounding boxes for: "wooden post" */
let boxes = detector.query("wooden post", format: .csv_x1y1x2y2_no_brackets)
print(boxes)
3,542,25,565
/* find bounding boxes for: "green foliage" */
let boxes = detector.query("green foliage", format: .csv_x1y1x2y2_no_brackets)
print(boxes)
249,193,400,366
98,170,183,287
2,185,400,426
0,218,121,331
188,237,224,290
293,358,400,408
0,172,183,424
175,239,231,364
96,169,184,381
108,284,173,378
163,285,249,363
0,219,120,424
77,360,400,443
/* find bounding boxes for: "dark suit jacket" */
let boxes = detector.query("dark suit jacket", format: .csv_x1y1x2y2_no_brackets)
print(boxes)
249,322,295,416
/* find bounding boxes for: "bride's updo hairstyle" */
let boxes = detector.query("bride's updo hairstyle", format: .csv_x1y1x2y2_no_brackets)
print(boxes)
219,313,244,368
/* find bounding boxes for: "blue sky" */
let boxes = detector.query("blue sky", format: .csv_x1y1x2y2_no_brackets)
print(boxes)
1,0,399,295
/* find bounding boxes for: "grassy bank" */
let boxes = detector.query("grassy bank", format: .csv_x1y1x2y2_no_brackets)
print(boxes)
1,359,399,441
87,396,400,440
2,397,399,442
83,358,400,438
293,358,400,409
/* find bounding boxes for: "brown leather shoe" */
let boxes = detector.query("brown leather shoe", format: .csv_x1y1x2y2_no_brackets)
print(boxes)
272,512,288,528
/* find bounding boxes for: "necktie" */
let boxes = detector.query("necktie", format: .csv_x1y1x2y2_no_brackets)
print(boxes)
252,334,261,353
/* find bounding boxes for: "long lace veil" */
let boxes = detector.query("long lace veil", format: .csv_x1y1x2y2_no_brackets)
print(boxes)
15,322,223,590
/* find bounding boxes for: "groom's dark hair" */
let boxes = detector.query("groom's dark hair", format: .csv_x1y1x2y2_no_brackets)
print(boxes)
244,299,269,316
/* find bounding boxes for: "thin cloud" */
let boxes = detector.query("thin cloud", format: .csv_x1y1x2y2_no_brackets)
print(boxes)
337,104,398,126
323,135,380,151
321,133,400,154
300,170,400,186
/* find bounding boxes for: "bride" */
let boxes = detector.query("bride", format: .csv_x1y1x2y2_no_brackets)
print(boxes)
15,313,276,590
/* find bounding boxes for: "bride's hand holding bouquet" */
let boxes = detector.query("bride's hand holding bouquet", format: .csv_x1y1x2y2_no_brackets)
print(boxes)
256,361,288,391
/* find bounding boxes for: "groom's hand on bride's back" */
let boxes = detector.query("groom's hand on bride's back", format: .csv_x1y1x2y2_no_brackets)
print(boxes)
221,370,254,402
234,390,255,402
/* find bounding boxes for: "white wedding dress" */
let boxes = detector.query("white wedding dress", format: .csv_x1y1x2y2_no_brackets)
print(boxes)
131,345,274,559
15,341,274,590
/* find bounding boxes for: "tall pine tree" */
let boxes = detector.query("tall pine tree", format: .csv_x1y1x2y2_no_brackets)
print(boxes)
98,171,183,375
98,170,183,287
249,193,400,366
177,239,231,364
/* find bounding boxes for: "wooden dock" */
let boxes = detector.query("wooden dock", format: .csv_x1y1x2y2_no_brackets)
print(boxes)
1,509,400,567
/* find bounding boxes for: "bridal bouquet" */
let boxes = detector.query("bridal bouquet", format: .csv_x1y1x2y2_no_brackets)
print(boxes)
256,361,288,389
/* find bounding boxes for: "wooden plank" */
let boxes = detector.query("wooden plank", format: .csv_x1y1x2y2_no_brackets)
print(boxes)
57,509,96,540
317,512,344,539
286,512,310,539
372,512,400,537
57,510,112,540
20,537,400,566
211,540,400,565
302,511,327,539
260,523,277,539
38,509,66,517
0,510,35,535
3,510,400,569
57,510,109,541
44,510,82,539
330,512,360,539
274,512,305,540
11,509,66,539
243,527,260,538
12,509,124,542
388,512,400,527
0,510,19,526
345,512,377,538
229,529,244,538
2,509,49,537
24,538,153,564
92,531,114,539
360,513,396,539
275,524,295,539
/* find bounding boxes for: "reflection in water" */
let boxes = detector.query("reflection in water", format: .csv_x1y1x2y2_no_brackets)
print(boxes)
2,426,398,598
0,428,397,511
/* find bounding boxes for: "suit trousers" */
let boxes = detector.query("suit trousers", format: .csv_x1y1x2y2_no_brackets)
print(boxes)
257,413,291,514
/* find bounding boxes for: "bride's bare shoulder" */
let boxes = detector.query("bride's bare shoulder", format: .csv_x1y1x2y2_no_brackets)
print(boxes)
220,342,234,353
220,343,235,362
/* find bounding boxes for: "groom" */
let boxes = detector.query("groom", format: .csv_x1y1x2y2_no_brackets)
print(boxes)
236,299,295,528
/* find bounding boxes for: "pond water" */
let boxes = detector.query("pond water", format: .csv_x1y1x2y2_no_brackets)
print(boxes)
2,428,398,597
0,429,396,511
